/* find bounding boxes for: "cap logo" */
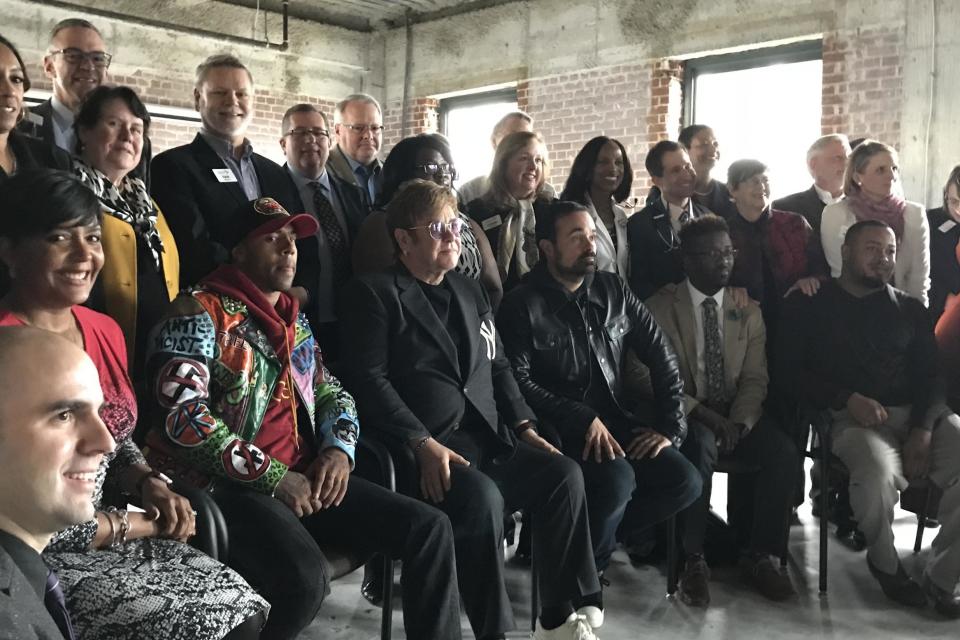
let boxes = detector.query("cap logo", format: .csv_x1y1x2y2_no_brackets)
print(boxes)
253,197,289,217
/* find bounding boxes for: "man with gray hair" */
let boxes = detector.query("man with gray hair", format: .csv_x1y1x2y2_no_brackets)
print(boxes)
773,133,852,234
151,53,300,287
0,327,115,639
326,93,384,226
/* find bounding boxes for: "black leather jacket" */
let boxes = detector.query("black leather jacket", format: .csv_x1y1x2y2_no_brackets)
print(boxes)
498,263,687,446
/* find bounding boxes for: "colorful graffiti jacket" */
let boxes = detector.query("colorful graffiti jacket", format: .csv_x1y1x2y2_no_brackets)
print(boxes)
145,288,358,495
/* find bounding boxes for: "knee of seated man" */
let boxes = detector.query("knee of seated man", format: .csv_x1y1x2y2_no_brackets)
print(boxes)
683,420,719,470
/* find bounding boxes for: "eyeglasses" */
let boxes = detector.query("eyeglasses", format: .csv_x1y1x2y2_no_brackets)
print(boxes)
406,217,465,240
286,127,330,140
687,248,738,261
414,162,458,181
49,48,112,68
340,123,384,135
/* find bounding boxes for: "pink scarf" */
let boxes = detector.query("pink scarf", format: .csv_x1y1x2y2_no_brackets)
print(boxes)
846,191,907,240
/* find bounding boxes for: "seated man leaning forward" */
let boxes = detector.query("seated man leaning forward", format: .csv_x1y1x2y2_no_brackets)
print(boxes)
779,219,960,618
0,327,115,640
144,197,461,640
646,215,798,606
496,200,702,577
339,180,605,640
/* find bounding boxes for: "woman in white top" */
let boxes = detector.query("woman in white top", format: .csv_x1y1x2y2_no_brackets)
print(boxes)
821,139,930,305
560,136,633,277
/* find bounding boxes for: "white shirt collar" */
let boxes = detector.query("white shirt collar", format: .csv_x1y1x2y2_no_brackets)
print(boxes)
813,183,843,206
687,279,725,311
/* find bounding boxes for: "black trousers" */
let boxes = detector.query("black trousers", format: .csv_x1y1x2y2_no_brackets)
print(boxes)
212,476,461,640
679,416,798,556
436,430,599,639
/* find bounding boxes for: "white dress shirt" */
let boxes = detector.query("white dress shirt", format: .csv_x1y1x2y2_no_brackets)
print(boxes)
686,280,725,401
50,95,76,154
813,184,843,207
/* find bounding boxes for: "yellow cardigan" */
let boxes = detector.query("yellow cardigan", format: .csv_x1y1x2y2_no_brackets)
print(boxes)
99,203,180,363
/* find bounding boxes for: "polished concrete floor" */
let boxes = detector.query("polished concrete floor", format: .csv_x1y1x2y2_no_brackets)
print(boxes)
300,467,958,639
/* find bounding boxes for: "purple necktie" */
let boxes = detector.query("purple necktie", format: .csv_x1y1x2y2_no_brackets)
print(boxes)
44,569,77,640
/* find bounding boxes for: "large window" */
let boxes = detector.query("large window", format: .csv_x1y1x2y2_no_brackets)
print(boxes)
684,42,822,199
440,88,519,188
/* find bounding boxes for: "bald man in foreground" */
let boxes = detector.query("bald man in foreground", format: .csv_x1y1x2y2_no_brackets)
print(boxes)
0,327,115,639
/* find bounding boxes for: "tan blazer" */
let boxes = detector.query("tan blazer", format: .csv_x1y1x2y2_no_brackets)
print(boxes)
645,280,768,432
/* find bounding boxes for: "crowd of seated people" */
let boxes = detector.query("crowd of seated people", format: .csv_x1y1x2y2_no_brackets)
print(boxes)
1,13,959,640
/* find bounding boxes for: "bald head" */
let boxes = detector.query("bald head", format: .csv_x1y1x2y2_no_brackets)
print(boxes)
0,327,113,551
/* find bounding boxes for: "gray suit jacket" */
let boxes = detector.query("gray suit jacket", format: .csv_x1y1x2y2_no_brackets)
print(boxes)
0,544,64,640
646,281,768,432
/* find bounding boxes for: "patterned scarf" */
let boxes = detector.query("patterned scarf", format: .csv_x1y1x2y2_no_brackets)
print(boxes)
73,161,165,269
846,190,907,241
496,198,539,280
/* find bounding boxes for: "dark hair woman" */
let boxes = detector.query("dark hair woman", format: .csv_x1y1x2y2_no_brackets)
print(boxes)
0,169,266,640
927,164,960,321
72,85,180,375
560,136,634,276
352,133,503,307
0,33,72,186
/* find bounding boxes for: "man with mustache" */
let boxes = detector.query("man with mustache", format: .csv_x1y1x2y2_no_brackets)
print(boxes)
146,197,461,640
646,215,798,606
498,200,702,582
0,327,115,639
779,220,960,617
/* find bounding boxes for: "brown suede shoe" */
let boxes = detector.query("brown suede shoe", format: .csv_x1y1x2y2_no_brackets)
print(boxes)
679,554,710,607
741,553,796,601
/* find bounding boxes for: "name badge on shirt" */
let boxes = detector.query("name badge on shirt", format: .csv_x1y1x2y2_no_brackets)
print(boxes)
212,168,238,183
481,215,503,231
939,219,957,233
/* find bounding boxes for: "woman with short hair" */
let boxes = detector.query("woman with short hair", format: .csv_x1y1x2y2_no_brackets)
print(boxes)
0,169,267,640
72,85,179,374
821,140,931,305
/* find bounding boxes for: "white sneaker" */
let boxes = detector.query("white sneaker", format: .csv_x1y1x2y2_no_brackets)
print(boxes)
533,613,599,640
575,605,604,629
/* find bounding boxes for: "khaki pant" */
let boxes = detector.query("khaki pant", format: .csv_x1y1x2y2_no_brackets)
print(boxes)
831,406,960,591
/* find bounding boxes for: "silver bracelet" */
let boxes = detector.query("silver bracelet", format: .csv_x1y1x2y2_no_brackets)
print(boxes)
107,507,130,548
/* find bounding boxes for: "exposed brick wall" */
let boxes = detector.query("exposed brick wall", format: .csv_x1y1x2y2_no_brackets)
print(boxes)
519,59,682,205
381,97,440,156
821,26,904,146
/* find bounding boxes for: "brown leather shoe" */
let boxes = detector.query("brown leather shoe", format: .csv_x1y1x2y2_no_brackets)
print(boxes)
741,553,796,601
679,554,710,607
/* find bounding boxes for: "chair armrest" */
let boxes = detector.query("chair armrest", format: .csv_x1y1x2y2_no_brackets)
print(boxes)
357,428,419,497
170,479,228,562
355,437,397,493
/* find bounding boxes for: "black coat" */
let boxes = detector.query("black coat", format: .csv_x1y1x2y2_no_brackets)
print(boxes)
498,265,687,445
338,266,534,455
150,134,300,287
773,185,827,235
0,538,66,640
626,196,711,300
927,206,960,322
19,98,152,188
0,129,72,186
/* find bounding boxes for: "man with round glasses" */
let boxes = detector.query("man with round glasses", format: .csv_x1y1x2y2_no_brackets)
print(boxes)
327,94,384,224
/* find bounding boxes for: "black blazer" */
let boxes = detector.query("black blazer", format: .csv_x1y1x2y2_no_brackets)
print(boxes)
0,130,72,186
927,206,960,322
339,267,535,455
626,196,711,300
773,185,827,235
19,98,152,188
150,134,301,287
0,542,64,640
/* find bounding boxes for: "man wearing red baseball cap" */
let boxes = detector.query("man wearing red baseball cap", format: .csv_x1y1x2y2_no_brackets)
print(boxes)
143,197,462,640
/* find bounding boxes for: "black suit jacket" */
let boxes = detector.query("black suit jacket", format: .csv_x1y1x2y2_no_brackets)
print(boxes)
0,130,72,186
626,197,711,300
20,98,152,188
773,185,826,235
339,267,534,455
150,133,301,287
0,539,64,640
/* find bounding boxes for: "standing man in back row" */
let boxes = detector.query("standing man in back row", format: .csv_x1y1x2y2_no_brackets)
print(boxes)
773,134,851,236
151,53,300,287
326,94,384,227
